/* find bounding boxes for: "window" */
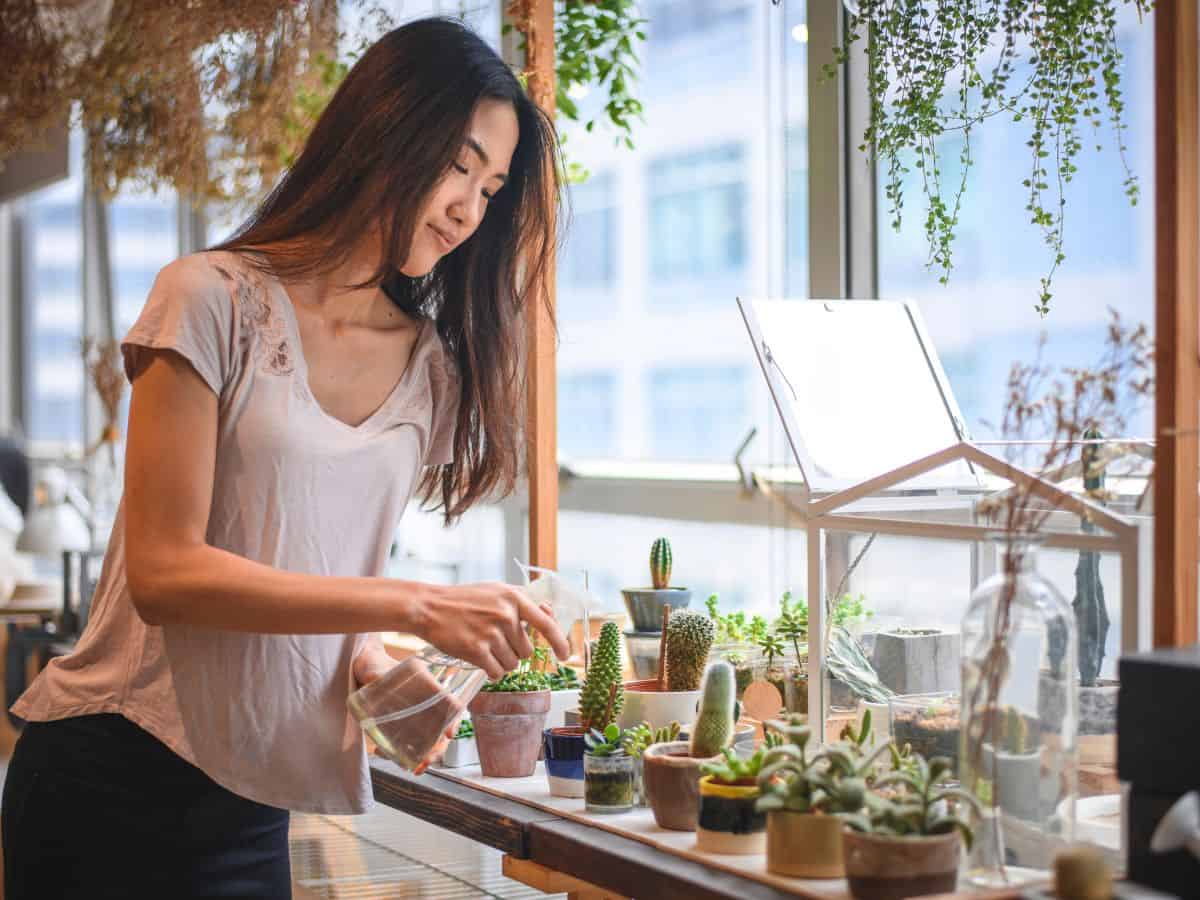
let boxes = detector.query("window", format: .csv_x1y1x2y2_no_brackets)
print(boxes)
647,365,750,461
558,172,617,321
642,0,753,92
23,180,83,444
648,144,747,294
558,372,618,459
877,8,1154,440
110,191,178,335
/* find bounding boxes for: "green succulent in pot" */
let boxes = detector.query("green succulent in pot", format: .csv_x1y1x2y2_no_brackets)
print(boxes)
665,609,716,692
583,722,636,813
841,753,982,900
579,622,624,731
696,746,769,855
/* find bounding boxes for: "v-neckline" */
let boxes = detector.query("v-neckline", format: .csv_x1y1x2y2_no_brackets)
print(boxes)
274,280,427,433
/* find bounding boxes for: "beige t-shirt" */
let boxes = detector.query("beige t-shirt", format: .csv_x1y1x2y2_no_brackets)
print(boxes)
11,251,459,814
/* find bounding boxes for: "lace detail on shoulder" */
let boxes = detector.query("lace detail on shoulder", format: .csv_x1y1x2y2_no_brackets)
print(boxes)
212,259,294,377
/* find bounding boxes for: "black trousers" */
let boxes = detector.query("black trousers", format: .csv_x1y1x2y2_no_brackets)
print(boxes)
1,713,291,900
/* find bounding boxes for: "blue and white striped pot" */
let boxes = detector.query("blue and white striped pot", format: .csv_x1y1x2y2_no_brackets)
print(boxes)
542,727,587,798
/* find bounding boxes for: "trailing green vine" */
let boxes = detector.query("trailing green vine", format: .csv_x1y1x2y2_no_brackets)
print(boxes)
822,0,1152,315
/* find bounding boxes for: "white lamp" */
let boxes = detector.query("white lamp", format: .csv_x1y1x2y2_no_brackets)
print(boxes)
16,466,92,555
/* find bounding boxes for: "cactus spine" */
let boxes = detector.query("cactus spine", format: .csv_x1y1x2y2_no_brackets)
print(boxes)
650,537,672,590
690,662,736,758
580,622,624,730
665,609,715,692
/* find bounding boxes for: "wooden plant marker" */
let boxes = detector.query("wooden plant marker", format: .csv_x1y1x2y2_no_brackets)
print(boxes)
602,683,618,730
656,606,670,690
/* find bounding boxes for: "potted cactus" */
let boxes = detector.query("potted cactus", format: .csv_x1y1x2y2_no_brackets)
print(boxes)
621,537,692,632
545,623,624,798
643,661,738,831
469,657,553,778
620,608,714,730
696,746,770,855
621,720,680,806
976,705,1043,822
757,712,890,878
583,723,636,813
841,753,980,900
441,719,479,769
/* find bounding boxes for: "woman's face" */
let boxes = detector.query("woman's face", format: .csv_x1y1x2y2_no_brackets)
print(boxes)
400,97,519,277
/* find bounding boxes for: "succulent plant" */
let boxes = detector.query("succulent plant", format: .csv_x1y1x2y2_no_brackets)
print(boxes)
622,720,680,759
579,622,624,731
584,723,628,757
650,537,672,589
666,609,716,692
701,746,768,785
841,753,981,848
689,661,737,759
756,711,890,815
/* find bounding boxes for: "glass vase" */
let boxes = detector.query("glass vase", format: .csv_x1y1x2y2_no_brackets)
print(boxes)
960,536,1077,888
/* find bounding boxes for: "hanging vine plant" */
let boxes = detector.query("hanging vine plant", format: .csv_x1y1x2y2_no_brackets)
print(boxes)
818,0,1153,315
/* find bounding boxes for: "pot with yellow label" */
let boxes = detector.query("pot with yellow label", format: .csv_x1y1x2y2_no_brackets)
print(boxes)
695,775,766,855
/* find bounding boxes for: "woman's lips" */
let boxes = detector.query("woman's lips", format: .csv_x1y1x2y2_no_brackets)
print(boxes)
429,225,455,252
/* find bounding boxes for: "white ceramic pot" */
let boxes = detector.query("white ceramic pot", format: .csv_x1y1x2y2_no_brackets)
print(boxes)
618,680,701,731
441,736,479,768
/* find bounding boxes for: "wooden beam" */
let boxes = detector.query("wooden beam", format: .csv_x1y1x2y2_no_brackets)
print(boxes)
1154,0,1200,647
523,0,558,570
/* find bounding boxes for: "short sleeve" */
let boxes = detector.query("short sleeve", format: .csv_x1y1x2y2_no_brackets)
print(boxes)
425,336,460,467
121,254,238,396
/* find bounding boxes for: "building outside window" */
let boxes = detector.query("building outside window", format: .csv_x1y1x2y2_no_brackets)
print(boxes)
558,371,618,459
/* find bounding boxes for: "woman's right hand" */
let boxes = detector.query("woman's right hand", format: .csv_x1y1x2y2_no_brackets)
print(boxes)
415,582,571,681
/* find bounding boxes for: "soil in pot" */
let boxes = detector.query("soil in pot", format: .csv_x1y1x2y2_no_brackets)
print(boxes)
584,753,635,813
842,831,961,900
891,698,961,775
642,741,720,831
767,811,845,878
469,690,551,778
543,726,587,798
696,776,766,855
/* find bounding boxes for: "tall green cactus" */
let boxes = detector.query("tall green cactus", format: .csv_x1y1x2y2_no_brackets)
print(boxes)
579,621,624,731
690,661,736,758
1003,706,1030,755
650,537,672,589
665,609,715,692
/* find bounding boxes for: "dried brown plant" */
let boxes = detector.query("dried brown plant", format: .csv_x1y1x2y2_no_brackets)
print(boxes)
1,0,389,208
81,337,125,455
966,309,1152,808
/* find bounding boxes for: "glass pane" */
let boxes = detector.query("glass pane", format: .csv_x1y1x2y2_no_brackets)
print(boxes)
876,5,1155,439
556,1,808,464
23,137,83,445
111,190,178,336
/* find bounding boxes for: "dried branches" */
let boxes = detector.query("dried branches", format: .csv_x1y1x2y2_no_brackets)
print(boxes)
81,337,125,456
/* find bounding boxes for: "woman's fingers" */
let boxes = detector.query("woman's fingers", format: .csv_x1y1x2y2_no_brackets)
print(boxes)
517,593,570,660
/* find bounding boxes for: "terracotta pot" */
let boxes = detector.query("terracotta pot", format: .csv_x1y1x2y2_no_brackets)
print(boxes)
642,741,721,831
767,811,845,878
468,690,551,778
695,775,766,855
618,679,701,731
543,726,586,798
842,831,961,900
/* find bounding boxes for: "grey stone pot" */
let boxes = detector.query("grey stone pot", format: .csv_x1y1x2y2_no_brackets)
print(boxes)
871,629,960,695
621,587,692,632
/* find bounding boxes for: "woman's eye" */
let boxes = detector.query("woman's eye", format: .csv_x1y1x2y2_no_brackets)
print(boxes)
482,190,494,201
453,163,468,175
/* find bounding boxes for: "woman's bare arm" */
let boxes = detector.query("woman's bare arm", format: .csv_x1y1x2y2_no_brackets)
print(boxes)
123,349,566,679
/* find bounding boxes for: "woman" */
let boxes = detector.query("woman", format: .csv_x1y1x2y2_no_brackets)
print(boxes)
2,17,569,900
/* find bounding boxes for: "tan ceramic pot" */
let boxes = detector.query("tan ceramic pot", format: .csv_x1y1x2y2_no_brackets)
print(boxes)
842,831,961,900
468,690,551,778
641,741,721,831
767,811,845,878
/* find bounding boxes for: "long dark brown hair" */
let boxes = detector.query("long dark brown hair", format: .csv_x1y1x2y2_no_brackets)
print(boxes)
211,17,561,524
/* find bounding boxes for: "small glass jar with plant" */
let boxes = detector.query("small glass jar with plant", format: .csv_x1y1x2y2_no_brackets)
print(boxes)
705,594,765,699
583,723,636,813
889,693,961,775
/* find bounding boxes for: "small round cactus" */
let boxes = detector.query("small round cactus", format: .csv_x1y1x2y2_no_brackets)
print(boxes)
650,537,672,590
665,608,716,692
579,622,624,730
690,661,736,758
